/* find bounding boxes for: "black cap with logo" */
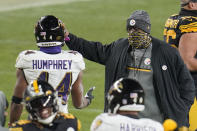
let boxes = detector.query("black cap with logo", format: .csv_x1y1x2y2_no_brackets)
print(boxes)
126,10,151,34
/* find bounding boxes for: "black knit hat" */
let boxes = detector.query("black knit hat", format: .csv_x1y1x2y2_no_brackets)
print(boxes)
126,10,151,34
181,0,197,7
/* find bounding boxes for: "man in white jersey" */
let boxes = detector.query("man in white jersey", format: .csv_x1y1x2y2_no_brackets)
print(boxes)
90,78,163,131
9,15,95,125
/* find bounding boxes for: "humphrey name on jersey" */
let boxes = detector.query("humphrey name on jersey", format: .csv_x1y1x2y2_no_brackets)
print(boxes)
32,59,72,70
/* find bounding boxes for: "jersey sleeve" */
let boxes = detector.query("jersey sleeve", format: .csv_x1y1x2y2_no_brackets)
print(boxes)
15,50,33,69
59,113,81,131
74,51,85,71
179,16,197,34
90,114,105,131
68,50,85,71
9,120,31,131
9,127,23,131
77,119,81,131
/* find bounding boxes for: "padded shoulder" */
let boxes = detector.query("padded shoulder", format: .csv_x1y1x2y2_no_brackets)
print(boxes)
59,112,76,119
9,127,23,131
11,120,32,127
179,15,197,33
9,120,31,131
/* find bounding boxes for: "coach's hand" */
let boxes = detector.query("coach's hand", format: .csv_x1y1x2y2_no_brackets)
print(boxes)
64,29,70,41
85,86,95,105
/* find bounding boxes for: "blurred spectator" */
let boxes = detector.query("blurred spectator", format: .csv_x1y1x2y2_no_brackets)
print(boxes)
0,91,9,131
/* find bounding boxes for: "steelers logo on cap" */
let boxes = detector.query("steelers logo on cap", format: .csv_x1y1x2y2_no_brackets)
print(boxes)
130,19,136,26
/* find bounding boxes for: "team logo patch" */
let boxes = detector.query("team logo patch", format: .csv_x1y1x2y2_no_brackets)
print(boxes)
144,58,151,65
130,19,136,26
93,119,103,130
162,65,167,70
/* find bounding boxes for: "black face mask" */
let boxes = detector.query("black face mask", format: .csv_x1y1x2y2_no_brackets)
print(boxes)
128,30,152,49
30,96,54,110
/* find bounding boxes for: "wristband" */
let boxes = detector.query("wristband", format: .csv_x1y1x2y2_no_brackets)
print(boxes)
12,96,23,104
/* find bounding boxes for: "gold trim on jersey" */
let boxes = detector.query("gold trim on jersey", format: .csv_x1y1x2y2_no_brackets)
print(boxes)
164,18,179,28
33,80,39,93
181,16,197,20
9,127,23,131
170,44,177,48
163,28,177,43
92,119,103,130
127,67,151,72
17,120,31,125
171,14,178,17
180,22,197,33
59,112,75,119
77,119,81,131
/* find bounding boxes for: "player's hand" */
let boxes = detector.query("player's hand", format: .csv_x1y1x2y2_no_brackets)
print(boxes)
85,86,95,105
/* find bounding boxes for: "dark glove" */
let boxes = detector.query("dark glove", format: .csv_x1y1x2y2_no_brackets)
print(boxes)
85,86,95,105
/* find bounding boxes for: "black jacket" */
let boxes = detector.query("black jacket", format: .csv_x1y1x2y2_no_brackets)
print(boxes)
66,33,195,127
9,113,80,131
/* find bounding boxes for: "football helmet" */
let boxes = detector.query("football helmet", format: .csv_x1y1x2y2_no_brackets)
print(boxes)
25,80,58,125
108,78,145,114
34,15,65,47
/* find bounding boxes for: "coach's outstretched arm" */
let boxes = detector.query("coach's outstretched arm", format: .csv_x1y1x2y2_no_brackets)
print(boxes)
65,32,113,65
9,69,28,125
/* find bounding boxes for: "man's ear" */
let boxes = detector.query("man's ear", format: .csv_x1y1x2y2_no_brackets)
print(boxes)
188,2,196,9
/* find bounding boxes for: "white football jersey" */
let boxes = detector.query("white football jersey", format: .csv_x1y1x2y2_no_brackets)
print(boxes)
90,113,164,131
15,50,85,113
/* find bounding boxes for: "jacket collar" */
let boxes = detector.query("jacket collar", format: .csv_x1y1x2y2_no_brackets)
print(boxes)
122,114,139,119
179,8,197,16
